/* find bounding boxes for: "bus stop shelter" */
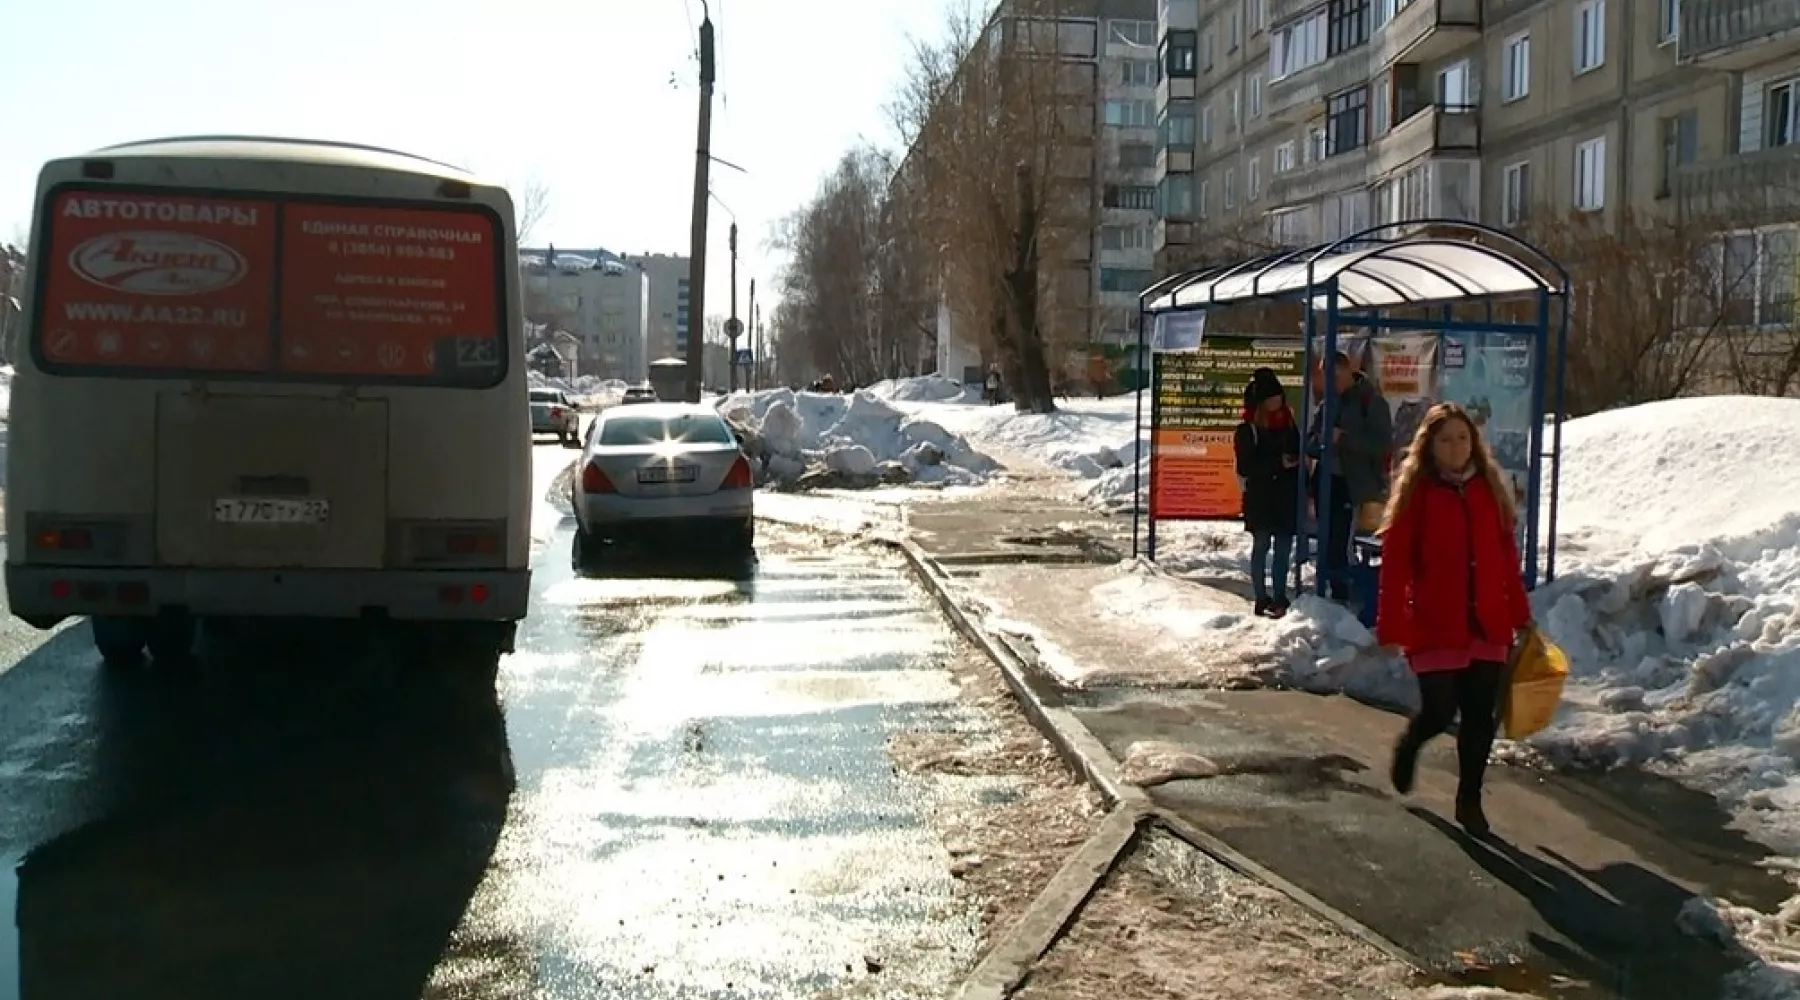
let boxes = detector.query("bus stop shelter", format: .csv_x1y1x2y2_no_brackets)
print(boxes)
1130,220,1572,619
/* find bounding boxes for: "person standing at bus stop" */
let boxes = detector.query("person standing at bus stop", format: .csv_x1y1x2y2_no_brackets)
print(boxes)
1306,350,1392,601
1375,402,1532,837
1234,368,1300,618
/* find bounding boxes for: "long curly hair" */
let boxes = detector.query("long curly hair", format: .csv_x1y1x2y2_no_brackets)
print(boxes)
1378,401,1517,535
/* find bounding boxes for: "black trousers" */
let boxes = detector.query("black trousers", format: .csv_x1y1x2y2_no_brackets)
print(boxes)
1400,660,1505,796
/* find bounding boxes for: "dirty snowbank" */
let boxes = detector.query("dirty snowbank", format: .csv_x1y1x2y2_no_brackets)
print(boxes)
864,374,976,404
527,370,624,406
873,378,1142,482
717,387,998,490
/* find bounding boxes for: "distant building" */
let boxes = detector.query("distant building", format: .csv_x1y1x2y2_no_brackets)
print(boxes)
519,247,651,382
623,252,693,363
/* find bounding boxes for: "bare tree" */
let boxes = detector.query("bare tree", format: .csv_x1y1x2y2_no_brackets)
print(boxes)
512,179,551,246
887,0,1089,413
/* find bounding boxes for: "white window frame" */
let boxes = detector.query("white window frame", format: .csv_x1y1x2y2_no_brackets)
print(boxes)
1248,155,1262,200
1767,79,1800,149
1438,59,1472,107
1275,140,1297,172
1225,167,1238,209
1574,136,1606,211
1575,0,1606,75
1501,161,1529,226
1200,103,1214,144
1198,178,1211,218
1248,72,1264,118
1658,0,1679,43
1250,0,1267,34
1501,32,1530,102
1230,87,1242,129
1230,8,1243,50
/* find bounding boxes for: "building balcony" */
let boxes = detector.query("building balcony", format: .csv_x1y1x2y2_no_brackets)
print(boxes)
1157,74,1197,105
1267,47,1372,121
1680,0,1800,68
1270,0,1325,29
1675,143,1800,224
1269,146,1371,207
1369,103,1479,177
1157,143,1195,175
1372,0,1480,69
1155,217,1195,251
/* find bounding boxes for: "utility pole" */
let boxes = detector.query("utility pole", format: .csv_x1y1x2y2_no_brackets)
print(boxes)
683,11,716,402
754,300,763,388
726,222,741,392
745,277,756,390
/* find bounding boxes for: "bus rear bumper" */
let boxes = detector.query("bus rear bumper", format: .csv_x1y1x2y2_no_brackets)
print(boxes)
4,564,531,628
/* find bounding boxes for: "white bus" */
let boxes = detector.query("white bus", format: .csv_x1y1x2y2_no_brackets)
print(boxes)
5,136,533,667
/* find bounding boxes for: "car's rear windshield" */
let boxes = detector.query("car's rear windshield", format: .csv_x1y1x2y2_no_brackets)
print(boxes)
529,389,561,402
31,183,507,388
598,413,734,446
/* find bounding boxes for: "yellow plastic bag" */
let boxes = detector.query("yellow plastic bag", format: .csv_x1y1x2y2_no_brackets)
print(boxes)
1502,626,1570,740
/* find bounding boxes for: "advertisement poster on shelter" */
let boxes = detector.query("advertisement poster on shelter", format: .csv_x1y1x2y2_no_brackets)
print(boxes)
1436,331,1537,537
1151,336,1305,520
1312,332,1439,460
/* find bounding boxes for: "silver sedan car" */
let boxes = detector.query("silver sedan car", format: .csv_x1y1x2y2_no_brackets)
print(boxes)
570,402,755,570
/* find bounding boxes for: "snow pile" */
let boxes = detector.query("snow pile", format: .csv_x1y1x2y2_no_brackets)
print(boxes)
527,371,626,405
864,375,975,404
715,387,999,490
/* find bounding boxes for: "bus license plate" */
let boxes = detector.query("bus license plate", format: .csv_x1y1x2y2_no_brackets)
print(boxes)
637,465,696,485
212,498,330,525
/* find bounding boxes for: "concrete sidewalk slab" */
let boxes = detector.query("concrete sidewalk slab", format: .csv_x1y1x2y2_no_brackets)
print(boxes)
1069,687,1791,999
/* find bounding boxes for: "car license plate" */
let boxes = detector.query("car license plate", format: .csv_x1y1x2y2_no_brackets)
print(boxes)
212,497,330,525
637,465,697,485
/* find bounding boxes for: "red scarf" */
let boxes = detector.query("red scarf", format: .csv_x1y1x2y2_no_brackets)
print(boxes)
1250,402,1294,431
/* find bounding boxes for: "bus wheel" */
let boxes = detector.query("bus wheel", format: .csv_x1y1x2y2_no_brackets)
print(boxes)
91,616,149,665
146,612,198,663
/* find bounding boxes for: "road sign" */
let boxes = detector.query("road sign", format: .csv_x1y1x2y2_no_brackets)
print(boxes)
724,317,744,338
733,348,753,366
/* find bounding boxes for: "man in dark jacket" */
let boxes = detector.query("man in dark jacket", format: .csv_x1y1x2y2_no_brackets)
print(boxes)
1307,350,1393,601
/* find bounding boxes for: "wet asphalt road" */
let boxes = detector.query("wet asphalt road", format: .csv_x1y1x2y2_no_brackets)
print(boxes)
0,442,995,1000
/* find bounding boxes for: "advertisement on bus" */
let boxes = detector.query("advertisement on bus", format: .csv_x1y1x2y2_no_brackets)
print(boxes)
32,187,505,384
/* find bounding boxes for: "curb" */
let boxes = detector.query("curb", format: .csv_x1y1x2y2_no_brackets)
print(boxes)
890,533,1435,995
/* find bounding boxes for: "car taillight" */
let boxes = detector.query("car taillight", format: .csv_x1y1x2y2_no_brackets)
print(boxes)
722,455,753,490
550,406,563,418
581,461,615,493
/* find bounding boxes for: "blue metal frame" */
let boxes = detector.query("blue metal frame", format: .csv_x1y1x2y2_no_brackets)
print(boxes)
1133,219,1572,595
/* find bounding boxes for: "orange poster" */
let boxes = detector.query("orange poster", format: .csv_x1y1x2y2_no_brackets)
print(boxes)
35,188,279,372
277,202,501,377
1149,428,1243,519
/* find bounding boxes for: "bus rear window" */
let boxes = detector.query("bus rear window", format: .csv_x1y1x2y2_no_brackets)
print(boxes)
31,185,506,386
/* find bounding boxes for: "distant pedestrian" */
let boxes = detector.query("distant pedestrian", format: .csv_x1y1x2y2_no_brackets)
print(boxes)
1305,350,1392,601
984,367,1002,406
1234,369,1301,618
1376,402,1532,837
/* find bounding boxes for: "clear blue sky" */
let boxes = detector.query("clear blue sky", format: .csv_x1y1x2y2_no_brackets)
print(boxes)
1,0,953,324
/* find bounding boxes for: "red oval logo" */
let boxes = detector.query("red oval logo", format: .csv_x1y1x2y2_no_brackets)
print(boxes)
68,230,247,296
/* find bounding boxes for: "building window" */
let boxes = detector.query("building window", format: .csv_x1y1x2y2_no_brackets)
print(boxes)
1104,184,1158,209
1248,156,1263,200
1108,19,1156,46
1574,136,1606,210
1120,58,1157,86
1501,161,1530,225
1372,74,1391,135
1119,142,1156,169
1158,177,1195,218
1270,12,1326,80
1275,141,1297,172
1575,0,1606,74
1229,87,1242,130
1658,0,1679,42
1202,29,1216,70
1248,72,1264,117
1307,126,1327,163
1327,0,1370,56
1225,168,1238,208
1659,111,1698,196
1161,31,1197,77
1229,9,1243,50
1251,0,1268,33
1501,33,1530,102
1160,103,1197,147
1326,87,1368,155
1102,224,1150,249
1104,99,1156,126
1693,228,1799,329
1270,208,1311,246
1200,103,1214,143
1438,59,1472,109
1198,179,1211,217
1767,79,1800,148
1100,268,1155,293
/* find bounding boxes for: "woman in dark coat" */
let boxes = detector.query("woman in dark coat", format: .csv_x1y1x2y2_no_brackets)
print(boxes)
1233,368,1301,618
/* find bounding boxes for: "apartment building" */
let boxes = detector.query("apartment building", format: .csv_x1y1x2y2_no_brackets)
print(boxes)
921,0,1160,381
623,252,694,363
1154,0,1800,283
519,248,651,382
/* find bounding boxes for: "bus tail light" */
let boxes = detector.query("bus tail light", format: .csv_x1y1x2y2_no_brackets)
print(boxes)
722,455,753,490
33,526,94,552
438,583,492,605
582,461,615,494
445,530,500,556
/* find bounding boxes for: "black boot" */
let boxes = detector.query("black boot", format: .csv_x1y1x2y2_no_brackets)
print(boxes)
1254,597,1271,617
1455,788,1491,837
1389,736,1421,795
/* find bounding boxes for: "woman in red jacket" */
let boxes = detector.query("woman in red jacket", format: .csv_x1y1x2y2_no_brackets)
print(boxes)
1376,402,1531,836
